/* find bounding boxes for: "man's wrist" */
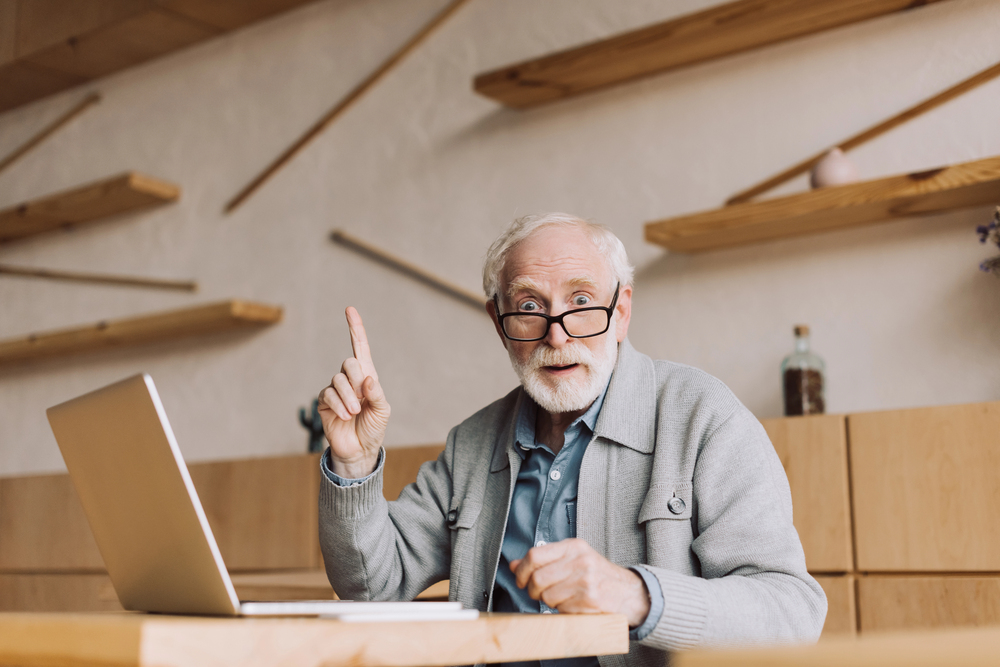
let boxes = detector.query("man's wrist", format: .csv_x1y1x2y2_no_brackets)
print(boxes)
322,447,383,487
331,453,379,480
622,566,651,627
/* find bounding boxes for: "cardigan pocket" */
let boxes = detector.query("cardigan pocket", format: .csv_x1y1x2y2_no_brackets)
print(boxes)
638,483,693,522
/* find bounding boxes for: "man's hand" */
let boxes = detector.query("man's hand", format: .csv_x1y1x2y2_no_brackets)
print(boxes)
318,307,390,479
511,538,651,627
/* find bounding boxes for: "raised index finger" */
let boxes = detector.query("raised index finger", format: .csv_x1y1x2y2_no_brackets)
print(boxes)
345,307,374,368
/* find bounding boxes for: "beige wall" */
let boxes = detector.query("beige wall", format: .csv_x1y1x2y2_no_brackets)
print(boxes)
1,0,999,476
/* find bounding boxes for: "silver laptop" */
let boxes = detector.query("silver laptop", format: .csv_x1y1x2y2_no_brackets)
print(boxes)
47,373,475,620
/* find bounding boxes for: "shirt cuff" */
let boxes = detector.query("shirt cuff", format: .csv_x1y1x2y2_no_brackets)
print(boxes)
629,565,665,642
321,447,384,486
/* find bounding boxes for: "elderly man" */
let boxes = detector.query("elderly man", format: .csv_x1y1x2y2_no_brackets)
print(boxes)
317,213,826,666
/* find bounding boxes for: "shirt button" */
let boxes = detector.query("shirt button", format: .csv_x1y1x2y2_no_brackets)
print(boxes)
549,469,561,481
542,609,554,614
535,540,547,548
668,497,686,515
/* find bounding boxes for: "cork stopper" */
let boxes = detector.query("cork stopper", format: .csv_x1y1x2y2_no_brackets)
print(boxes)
794,324,810,337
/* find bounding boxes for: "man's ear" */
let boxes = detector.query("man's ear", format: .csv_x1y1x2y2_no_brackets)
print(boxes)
486,299,508,346
615,285,633,343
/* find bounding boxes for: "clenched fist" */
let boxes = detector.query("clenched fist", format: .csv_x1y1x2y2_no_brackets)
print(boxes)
318,307,390,479
511,538,651,627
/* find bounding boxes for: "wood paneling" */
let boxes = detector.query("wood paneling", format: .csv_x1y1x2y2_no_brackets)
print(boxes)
858,575,1000,633
474,0,950,109
761,415,853,572
645,156,1000,253
0,0,319,113
0,612,630,667
0,61,86,113
0,172,179,245
813,574,856,637
0,574,121,612
157,0,320,31
0,2,16,65
674,626,1000,667
22,8,218,80
12,0,149,57
0,300,283,367
0,473,105,572
849,401,1000,572
188,454,321,572
383,444,446,501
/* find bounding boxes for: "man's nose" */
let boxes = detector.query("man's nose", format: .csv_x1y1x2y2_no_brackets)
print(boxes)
544,317,571,348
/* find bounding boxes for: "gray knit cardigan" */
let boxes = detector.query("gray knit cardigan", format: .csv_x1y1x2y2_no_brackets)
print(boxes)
319,339,827,666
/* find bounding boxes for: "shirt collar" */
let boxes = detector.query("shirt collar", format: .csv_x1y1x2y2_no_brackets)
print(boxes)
513,376,611,459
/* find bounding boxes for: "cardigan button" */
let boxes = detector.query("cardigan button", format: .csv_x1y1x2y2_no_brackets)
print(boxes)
668,497,686,515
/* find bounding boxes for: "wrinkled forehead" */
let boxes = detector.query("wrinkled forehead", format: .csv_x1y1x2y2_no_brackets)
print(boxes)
501,225,612,296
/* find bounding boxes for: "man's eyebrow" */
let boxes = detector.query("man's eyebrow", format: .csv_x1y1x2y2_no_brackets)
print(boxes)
505,275,601,299
506,278,542,299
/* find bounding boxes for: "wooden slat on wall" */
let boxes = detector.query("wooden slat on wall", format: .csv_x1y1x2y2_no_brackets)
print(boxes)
644,156,1000,253
474,0,951,109
813,574,856,637
188,453,322,572
0,172,179,245
761,415,853,572
857,576,1000,633
849,401,1000,572
0,300,282,367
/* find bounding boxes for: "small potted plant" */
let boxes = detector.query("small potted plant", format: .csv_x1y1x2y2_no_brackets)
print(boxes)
978,207,1000,275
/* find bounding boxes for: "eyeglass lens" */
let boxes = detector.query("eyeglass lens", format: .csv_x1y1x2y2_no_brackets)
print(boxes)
502,309,610,340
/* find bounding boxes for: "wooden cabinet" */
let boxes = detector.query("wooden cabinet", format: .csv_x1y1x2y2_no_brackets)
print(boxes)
849,402,1000,572
857,576,1000,632
0,473,105,571
188,453,322,572
0,574,120,612
761,415,853,573
813,574,856,637
382,444,446,501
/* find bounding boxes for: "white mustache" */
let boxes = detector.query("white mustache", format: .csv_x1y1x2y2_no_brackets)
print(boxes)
526,343,595,372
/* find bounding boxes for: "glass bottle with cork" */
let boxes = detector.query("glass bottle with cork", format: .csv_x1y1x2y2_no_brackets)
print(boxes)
781,325,825,416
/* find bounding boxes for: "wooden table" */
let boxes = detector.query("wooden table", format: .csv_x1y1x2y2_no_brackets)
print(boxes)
674,626,1000,667
0,611,628,667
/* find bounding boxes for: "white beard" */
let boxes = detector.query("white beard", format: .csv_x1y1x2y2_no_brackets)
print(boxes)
508,325,619,414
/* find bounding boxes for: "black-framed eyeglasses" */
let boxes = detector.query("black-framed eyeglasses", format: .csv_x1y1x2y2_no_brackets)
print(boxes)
494,283,620,342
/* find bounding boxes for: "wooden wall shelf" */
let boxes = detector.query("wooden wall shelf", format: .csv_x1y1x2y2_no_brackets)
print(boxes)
0,300,282,367
0,1,320,113
0,172,179,245
644,155,1000,253
474,0,950,109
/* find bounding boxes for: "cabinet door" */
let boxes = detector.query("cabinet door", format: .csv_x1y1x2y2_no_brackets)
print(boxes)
0,473,104,571
849,401,1000,571
761,415,853,572
188,453,322,572
814,574,856,637
858,576,1000,632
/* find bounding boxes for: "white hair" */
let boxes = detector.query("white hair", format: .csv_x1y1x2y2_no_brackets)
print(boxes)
482,212,634,301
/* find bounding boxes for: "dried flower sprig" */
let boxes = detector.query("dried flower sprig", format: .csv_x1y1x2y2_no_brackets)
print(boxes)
978,206,1000,274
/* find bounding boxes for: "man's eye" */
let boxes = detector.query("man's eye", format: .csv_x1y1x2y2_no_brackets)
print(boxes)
572,295,591,307
520,301,540,312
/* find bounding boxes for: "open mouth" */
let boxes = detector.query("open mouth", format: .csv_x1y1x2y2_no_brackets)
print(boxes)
544,363,579,373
